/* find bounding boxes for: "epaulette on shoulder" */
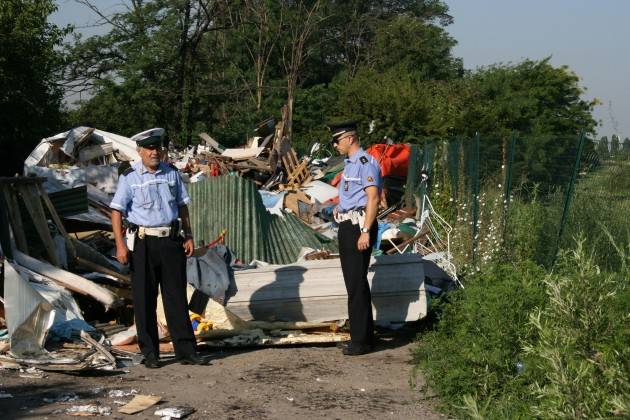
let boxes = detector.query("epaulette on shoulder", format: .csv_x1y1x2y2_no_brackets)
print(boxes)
122,166,135,176
359,156,369,164
167,162,178,171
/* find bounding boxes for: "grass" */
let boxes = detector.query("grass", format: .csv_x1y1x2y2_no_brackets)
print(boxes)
414,155,630,418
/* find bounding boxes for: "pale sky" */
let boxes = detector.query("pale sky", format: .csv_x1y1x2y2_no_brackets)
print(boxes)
51,0,629,138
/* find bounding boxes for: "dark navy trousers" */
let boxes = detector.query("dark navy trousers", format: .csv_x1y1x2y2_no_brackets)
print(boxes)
338,220,377,345
131,236,196,358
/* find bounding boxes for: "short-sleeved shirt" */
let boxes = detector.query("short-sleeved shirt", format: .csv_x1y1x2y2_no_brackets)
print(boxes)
110,161,190,227
338,148,382,212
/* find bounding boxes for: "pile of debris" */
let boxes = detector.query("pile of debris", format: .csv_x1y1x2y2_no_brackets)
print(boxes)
0,112,457,374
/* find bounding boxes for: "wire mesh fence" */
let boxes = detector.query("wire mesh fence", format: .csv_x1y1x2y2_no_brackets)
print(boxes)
405,131,630,274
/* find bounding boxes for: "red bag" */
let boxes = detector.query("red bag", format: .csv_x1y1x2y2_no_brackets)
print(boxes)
366,144,410,178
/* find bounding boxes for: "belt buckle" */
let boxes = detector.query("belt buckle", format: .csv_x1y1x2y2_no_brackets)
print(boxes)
161,229,167,237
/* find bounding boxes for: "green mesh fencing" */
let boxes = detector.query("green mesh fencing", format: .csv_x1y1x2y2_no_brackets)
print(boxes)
403,128,629,272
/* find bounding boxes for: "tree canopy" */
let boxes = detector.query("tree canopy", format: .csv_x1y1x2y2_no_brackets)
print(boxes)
1,0,600,174
0,0,68,175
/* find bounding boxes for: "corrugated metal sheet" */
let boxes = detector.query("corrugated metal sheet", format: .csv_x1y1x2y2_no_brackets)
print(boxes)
48,185,88,217
188,176,337,264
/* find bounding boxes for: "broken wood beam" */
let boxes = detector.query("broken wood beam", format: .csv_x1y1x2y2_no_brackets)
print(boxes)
15,184,60,266
75,256,131,283
13,250,122,310
80,330,117,365
199,133,225,153
0,185,28,253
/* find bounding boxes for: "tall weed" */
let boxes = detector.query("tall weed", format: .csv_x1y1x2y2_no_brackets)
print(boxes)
414,261,548,418
523,239,630,418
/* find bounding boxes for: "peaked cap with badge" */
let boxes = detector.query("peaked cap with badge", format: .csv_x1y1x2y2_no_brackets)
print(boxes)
131,127,166,148
327,120,358,142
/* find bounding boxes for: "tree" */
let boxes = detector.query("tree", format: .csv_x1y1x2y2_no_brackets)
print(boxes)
597,136,609,160
459,59,597,139
280,0,324,141
66,0,234,145
610,134,620,156
0,0,68,175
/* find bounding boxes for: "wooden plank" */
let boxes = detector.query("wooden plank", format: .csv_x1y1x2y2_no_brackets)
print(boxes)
385,227,430,255
287,159,310,185
14,250,121,309
38,183,78,264
75,256,131,283
16,184,60,266
37,183,73,239
80,330,116,364
199,132,225,153
0,185,28,253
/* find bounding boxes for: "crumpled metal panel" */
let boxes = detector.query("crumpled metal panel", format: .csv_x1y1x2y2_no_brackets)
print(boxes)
48,185,88,217
4,261,55,358
188,176,337,265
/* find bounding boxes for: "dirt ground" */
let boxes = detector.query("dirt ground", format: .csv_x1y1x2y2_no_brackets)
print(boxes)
0,325,442,420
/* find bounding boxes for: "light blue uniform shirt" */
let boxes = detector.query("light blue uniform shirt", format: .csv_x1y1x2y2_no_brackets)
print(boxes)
110,162,190,227
338,148,382,212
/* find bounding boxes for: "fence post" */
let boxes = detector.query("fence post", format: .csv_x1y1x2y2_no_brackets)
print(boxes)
419,142,435,202
471,133,481,264
447,137,460,202
504,131,517,205
554,130,586,264
404,144,422,208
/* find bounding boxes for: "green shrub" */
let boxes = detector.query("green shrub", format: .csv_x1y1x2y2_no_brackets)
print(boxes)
414,261,548,418
523,240,630,418
562,159,630,271
504,190,560,267
415,238,630,419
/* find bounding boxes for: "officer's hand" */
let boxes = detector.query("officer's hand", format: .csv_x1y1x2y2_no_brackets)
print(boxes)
116,244,129,265
183,237,194,257
357,232,370,251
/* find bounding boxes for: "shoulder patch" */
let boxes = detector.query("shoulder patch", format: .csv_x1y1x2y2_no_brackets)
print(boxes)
359,156,369,164
367,176,374,182
121,166,134,177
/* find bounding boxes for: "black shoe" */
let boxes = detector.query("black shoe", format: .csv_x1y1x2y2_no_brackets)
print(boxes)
143,354,161,369
342,343,373,356
178,353,210,365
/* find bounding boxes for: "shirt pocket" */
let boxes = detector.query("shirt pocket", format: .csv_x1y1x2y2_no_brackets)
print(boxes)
132,184,156,209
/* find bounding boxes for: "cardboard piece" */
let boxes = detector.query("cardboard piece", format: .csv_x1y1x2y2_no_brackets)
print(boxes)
119,395,162,415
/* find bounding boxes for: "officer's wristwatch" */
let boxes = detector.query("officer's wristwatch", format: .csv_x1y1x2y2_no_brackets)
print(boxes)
360,227,370,233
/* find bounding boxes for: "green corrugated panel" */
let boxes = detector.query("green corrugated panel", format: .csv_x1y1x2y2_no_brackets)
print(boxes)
188,176,337,265
48,185,88,217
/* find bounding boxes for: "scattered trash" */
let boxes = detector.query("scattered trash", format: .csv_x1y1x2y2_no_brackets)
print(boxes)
0,118,458,367
19,367,46,379
42,392,79,403
66,404,112,416
154,405,195,419
119,395,162,415
108,389,137,398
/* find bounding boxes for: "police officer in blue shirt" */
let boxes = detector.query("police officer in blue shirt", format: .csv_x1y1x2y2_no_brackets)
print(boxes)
329,121,382,356
110,128,208,368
